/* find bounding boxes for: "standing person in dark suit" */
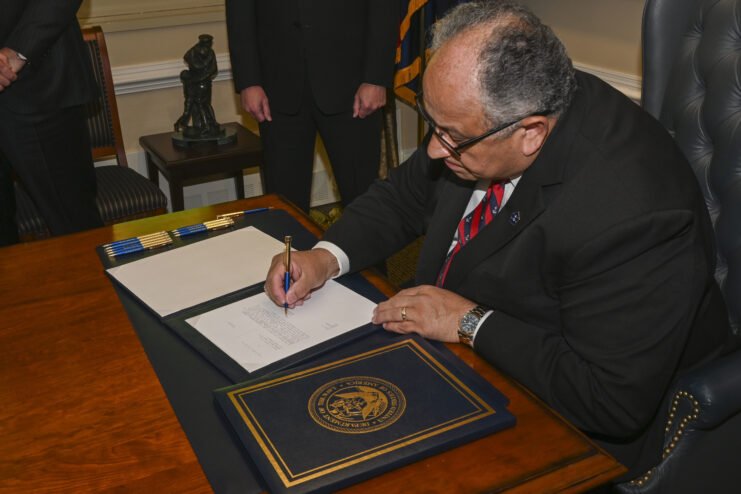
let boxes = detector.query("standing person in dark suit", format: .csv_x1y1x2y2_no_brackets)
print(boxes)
0,0,102,246
225,0,399,213
264,1,739,483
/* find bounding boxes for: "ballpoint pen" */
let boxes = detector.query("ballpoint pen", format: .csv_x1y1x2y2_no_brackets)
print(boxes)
284,235,292,315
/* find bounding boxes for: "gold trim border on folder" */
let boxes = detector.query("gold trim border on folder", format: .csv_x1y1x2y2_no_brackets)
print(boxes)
227,338,498,488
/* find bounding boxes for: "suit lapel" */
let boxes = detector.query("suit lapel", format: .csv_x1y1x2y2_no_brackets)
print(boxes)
439,117,576,291
441,176,547,290
415,178,473,284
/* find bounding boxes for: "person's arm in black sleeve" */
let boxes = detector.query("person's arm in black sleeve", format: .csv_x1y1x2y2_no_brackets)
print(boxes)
4,0,83,65
475,210,712,438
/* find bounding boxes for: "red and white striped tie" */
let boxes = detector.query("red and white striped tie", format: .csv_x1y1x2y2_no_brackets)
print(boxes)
436,181,505,287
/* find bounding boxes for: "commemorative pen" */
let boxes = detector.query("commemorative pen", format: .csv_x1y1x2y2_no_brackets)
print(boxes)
284,235,292,315
171,218,234,237
104,231,172,257
217,207,272,220
103,231,170,249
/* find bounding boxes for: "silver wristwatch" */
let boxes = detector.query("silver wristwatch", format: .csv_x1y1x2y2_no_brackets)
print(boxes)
458,305,488,345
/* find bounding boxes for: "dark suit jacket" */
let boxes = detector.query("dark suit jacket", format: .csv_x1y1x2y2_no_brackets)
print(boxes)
225,0,398,115
323,71,735,477
0,0,96,114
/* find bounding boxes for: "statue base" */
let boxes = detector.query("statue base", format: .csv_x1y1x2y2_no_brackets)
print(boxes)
172,125,238,147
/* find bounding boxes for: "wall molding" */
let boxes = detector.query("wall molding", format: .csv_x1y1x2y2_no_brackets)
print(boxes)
574,62,641,103
79,1,224,33
113,54,233,95
112,56,642,103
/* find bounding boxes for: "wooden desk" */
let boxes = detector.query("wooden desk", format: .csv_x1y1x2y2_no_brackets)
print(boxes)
140,122,263,212
0,195,624,493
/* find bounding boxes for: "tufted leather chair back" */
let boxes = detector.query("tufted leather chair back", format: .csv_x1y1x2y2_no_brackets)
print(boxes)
613,1,741,491
642,0,741,334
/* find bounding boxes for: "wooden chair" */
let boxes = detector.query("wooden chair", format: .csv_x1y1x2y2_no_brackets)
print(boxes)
14,26,167,241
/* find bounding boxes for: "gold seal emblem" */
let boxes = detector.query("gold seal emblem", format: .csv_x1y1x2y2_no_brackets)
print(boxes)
308,376,406,434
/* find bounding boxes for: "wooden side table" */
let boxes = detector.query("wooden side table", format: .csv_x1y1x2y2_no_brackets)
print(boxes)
139,122,263,211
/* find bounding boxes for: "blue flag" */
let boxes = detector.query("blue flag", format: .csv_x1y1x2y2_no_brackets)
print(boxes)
394,0,470,104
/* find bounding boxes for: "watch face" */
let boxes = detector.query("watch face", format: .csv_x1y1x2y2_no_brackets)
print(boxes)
460,313,479,334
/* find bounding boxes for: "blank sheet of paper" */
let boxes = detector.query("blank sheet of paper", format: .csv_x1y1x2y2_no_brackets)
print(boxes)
106,227,285,317
185,280,377,373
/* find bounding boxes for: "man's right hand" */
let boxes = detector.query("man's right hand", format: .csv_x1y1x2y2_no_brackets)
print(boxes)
264,248,340,309
240,86,272,122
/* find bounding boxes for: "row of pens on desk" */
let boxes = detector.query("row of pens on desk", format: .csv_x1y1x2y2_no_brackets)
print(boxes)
102,207,270,257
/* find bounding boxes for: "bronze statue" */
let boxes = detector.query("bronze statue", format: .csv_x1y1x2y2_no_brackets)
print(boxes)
174,34,230,143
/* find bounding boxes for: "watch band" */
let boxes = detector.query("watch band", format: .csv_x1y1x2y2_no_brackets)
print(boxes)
458,305,488,345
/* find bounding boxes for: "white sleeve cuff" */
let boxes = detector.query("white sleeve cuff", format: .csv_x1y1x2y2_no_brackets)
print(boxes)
470,310,494,345
313,240,350,278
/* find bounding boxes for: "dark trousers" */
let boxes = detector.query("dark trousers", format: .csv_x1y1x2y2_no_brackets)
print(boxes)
258,85,382,213
0,104,102,246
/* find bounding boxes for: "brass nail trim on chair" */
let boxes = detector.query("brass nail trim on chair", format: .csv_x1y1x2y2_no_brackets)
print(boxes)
627,390,700,486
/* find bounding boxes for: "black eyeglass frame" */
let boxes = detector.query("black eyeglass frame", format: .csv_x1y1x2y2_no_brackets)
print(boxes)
415,91,549,158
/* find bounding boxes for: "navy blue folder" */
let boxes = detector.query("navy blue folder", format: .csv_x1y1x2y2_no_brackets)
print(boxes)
215,333,516,494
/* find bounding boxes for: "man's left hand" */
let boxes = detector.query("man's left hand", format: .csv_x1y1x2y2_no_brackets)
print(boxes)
352,83,386,118
372,285,476,343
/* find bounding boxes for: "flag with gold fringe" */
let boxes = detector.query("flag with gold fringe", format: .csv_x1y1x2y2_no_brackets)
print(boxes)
394,0,470,105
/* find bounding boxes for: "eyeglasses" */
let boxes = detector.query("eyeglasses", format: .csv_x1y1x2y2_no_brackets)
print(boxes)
415,91,547,159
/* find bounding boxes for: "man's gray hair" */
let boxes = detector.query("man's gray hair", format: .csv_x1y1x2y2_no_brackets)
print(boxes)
430,1,576,128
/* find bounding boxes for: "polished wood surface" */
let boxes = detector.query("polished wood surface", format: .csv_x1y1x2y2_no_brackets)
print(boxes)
0,195,625,493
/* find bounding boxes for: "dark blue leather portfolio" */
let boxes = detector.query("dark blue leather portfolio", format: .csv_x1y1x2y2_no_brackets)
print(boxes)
215,333,516,494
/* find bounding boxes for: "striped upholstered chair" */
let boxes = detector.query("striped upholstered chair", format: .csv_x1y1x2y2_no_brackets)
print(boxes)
14,26,167,241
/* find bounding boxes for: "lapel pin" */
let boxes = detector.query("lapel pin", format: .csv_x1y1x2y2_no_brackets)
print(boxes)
509,211,521,225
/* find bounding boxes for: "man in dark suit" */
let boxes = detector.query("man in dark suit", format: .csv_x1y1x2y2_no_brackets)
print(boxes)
264,1,738,482
225,0,399,212
0,0,102,246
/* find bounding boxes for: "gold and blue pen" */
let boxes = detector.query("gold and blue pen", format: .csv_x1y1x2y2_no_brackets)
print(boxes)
105,207,269,257
217,207,272,220
284,235,292,315
104,231,172,257
171,218,235,237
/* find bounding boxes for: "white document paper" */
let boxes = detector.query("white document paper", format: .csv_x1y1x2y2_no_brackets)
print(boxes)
185,280,377,373
106,227,285,317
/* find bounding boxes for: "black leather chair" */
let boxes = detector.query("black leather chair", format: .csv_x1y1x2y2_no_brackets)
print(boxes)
14,26,167,241
615,0,741,492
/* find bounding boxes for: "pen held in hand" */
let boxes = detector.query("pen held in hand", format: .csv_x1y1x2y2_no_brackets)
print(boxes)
284,235,292,315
